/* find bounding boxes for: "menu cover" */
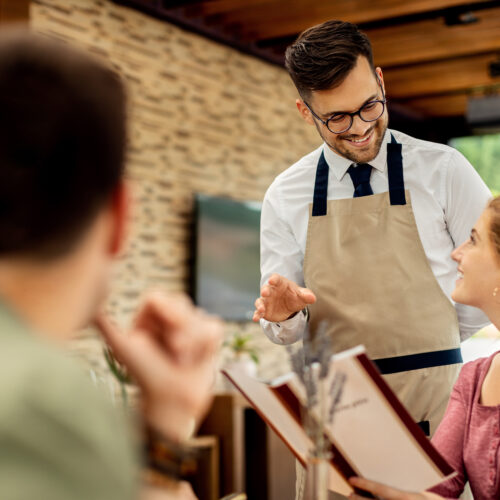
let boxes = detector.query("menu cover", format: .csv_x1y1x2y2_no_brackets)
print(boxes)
222,345,455,497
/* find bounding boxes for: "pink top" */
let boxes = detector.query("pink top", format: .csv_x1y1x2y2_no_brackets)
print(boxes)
429,351,500,500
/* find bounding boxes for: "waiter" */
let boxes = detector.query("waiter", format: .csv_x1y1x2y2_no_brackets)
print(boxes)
254,20,491,440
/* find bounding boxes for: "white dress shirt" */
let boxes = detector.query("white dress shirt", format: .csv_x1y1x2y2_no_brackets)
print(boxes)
260,129,491,344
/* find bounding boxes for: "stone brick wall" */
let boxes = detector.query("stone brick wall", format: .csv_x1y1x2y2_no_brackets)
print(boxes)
30,0,319,384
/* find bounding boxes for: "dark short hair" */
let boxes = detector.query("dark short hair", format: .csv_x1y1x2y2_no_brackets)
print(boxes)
0,28,126,259
285,20,375,99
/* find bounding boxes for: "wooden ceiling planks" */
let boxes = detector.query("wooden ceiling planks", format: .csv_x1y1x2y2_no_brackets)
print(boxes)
185,0,279,17
368,7,500,67
384,53,500,99
400,93,470,117
0,0,29,23
116,0,500,122
190,0,496,40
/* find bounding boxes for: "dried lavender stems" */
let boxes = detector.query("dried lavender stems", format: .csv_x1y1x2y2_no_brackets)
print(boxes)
286,320,346,458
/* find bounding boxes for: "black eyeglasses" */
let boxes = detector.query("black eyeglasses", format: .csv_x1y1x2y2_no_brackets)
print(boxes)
304,83,387,134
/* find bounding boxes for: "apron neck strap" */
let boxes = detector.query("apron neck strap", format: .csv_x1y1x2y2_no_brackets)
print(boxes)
387,133,406,206
312,133,406,217
312,151,329,216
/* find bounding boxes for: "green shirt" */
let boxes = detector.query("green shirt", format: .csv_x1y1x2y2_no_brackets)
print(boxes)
0,300,138,500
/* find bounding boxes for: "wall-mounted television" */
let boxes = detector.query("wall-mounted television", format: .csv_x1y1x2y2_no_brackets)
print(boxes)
192,194,261,322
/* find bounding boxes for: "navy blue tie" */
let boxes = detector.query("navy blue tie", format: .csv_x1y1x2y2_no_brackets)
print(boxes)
347,163,373,198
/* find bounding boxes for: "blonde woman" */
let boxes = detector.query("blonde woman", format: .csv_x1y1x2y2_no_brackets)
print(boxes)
350,196,500,500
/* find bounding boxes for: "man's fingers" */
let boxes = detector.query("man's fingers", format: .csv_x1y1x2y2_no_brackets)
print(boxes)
134,292,193,335
253,297,266,322
134,292,213,359
102,291,223,368
94,313,128,362
268,273,282,287
161,313,222,365
298,287,317,304
256,275,316,322
95,314,164,389
192,316,223,360
254,297,265,313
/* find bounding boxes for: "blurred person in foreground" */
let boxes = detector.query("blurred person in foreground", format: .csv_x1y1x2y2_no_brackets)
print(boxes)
348,197,500,499
0,28,221,500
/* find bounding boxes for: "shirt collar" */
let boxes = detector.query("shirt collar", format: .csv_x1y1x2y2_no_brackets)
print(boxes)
322,128,391,181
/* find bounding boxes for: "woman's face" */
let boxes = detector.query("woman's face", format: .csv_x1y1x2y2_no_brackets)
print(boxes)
451,209,500,311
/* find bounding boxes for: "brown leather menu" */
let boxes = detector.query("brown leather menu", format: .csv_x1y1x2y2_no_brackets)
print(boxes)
222,345,455,497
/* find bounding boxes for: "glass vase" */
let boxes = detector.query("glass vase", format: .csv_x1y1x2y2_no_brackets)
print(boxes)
304,454,329,500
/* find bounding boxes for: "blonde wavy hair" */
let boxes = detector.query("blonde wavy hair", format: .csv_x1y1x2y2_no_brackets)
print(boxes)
488,196,500,258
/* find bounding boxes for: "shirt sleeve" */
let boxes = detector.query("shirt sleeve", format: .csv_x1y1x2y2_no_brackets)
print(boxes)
259,181,306,345
444,149,492,340
0,359,138,500
428,366,469,498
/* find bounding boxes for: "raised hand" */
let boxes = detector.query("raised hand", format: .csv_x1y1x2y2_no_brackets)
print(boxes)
95,291,223,443
253,273,316,323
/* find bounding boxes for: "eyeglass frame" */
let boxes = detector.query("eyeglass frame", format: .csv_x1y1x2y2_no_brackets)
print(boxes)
303,80,387,135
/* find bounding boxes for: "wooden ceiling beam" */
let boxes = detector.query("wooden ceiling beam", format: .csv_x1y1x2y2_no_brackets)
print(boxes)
229,0,495,41
383,53,500,99
396,93,469,117
184,0,279,17
0,0,29,23
370,7,500,67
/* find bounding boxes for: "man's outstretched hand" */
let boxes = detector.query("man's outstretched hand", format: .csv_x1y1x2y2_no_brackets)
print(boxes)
253,273,316,323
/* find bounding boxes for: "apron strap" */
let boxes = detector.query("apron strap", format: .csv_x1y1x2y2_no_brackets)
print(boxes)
417,421,430,436
373,347,462,375
312,151,329,216
387,133,406,206
312,133,405,215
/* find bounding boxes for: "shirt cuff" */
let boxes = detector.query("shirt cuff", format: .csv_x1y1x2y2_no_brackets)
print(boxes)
260,309,307,345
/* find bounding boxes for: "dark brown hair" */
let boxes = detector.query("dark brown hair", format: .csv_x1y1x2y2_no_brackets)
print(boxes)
0,28,126,259
284,20,375,100
488,196,500,258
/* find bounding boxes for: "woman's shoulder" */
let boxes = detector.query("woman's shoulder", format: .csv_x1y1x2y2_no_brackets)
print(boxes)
487,351,500,371
465,351,499,372
454,351,500,398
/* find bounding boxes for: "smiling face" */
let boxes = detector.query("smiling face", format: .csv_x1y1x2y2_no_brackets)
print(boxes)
451,209,500,314
297,56,388,164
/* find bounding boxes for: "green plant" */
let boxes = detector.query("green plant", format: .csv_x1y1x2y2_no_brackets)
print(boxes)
103,346,133,407
224,332,259,364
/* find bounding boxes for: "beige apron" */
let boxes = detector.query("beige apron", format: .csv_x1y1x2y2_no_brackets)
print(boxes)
296,135,461,499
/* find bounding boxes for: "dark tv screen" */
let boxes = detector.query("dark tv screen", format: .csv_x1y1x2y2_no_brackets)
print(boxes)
193,194,261,321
